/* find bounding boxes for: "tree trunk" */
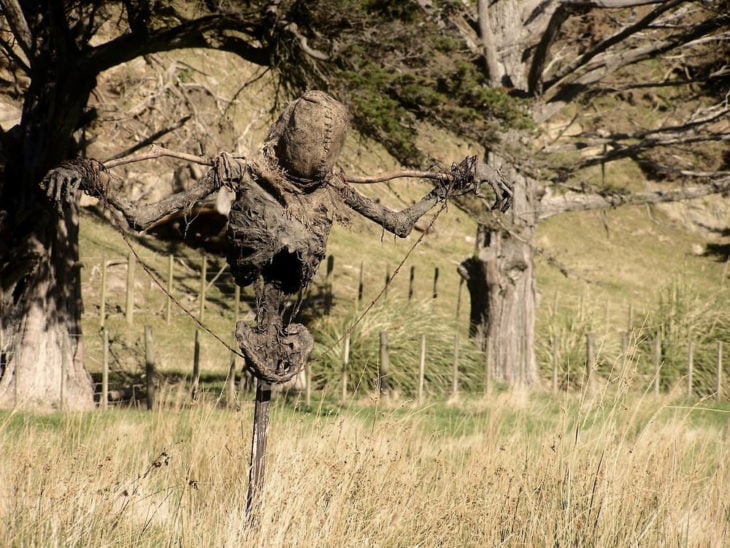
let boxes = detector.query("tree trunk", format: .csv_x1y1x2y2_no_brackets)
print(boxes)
0,8,96,410
460,156,540,386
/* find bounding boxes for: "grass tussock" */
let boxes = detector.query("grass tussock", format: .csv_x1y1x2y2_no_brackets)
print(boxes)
1,388,728,546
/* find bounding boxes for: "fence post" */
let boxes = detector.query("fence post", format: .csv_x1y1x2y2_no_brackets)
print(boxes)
552,334,559,395
384,266,390,299
100,254,107,329
199,255,207,322
325,255,334,314
166,254,174,324
432,267,439,299
455,277,464,320
717,341,723,402
687,341,694,399
379,330,390,399
408,265,415,301
357,261,364,304
126,251,135,326
654,335,661,396
451,334,459,401
418,334,426,405
145,325,156,411
305,362,312,407
341,334,350,401
191,329,201,401
101,328,109,409
227,352,237,409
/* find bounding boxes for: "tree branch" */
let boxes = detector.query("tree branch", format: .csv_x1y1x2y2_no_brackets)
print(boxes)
542,0,684,95
84,14,270,74
539,177,730,220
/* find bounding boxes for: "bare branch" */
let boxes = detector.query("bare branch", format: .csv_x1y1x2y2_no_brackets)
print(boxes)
85,15,270,74
345,170,447,184
542,0,684,95
103,145,213,169
284,22,329,61
539,177,730,220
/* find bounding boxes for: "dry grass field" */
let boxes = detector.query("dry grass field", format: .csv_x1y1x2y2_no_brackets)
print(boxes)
1,382,728,546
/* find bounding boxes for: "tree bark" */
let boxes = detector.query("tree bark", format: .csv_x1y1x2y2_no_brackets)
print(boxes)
0,5,97,410
460,157,540,386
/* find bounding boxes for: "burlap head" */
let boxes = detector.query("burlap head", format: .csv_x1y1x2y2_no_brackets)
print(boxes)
264,91,348,183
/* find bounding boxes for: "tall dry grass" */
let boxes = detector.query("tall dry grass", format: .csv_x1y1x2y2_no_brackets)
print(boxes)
1,382,728,546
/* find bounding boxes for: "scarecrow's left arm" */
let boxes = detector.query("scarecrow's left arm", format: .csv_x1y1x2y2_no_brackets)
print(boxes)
336,156,512,237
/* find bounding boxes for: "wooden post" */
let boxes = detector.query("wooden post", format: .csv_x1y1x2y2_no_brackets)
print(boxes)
552,334,559,395
246,381,272,522
432,267,439,299
408,265,415,301
341,334,350,401
166,254,174,324
418,334,426,405
325,255,334,314
620,331,629,359
585,333,594,393
199,255,207,322
357,261,364,304
653,335,661,396
100,255,107,329
451,334,459,400
717,341,723,402
687,340,694,399
379,330,390,399
101,329,109,409
227,353,237,409
191,329,201,401
384,266,390,299
126,251,135,326
145,325,156,411
455,277,464,320
627,304,634,334
305,362,312,407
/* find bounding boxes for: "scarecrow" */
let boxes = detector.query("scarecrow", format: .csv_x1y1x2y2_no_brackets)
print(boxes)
41,90,511,517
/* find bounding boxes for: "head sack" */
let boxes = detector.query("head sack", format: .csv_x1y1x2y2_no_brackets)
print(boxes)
264,90,349,184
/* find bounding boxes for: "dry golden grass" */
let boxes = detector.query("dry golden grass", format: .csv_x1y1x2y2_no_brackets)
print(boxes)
1,385,727,546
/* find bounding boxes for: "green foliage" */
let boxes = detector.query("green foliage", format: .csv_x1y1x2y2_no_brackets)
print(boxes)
633,280,730,396
310,298,485,397
282,0,534,167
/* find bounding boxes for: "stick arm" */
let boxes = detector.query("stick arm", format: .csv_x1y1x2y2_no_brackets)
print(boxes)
334,177,442,238
40,153,246,231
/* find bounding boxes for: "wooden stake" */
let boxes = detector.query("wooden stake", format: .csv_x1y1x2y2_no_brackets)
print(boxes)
199,255,207,322
357,261,364,304
166,254,174,324
101,329,109,410
145,325,156,411
246,381,272,522
585,333,594,394
100,254,107,329
432,267,439,299
191,329,201,401
408,265,415,301
126,251,135,326
418,334,426,405
379,330,390,399
451,334,459,400
341,334,350,402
